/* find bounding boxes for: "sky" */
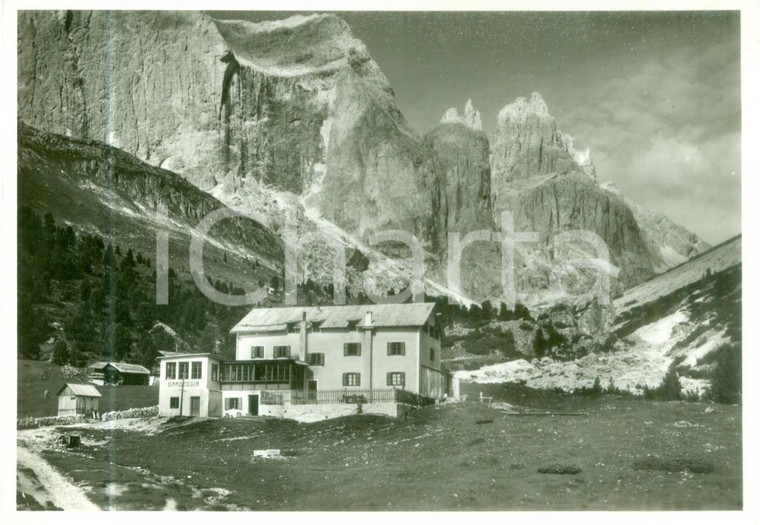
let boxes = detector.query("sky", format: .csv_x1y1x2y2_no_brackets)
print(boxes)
213,11,741,244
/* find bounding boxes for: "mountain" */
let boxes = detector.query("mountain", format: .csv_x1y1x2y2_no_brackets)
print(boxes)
17,11,711,305
18,121,283,291
487,93,715,298
601,182,711,271
613,235,741,328
457,236,741,396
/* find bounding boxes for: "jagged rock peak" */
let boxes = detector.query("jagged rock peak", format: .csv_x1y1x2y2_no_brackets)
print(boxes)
498,92,550,122
440,99,483,131
561,132,598,182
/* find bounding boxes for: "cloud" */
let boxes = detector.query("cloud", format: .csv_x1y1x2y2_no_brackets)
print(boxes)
557,37,740,243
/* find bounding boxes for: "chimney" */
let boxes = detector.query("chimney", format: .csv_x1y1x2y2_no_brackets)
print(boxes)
299,311,308,362
364,310,374,328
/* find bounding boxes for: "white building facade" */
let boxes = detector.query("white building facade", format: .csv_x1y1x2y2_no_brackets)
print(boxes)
158,303,450,419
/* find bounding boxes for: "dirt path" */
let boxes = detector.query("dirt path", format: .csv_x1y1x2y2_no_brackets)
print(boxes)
17,445,100,511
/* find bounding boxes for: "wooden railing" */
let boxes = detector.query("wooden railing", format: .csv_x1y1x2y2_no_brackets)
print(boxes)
260,388,435,407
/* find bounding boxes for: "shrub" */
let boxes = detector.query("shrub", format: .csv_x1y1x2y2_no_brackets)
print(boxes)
533,328,547,357
574,377,603,397
709,343,741,404
52,340,71,366
538,464,582,475
644,361,681,401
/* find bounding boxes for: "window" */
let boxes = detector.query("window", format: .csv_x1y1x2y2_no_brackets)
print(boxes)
165,362,176,379
178,362,189,379
287,323,299,333
311,321,322,332
225,398,241,410
428,324,434,337
344,343,361,356
347,320,359,331
251,346,264,359
387,342,406,356
430,348,435,362
170,397,179,409
274,345,291,358
387,372,405,387
211,363,219,381
308,353,325,366
343,373,361,387
191,361,202,379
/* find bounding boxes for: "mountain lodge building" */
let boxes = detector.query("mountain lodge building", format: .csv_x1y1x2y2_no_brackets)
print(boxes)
157,303,450,419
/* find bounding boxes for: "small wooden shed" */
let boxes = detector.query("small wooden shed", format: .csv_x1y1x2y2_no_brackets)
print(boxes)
57,383,101,417
88,361,151,385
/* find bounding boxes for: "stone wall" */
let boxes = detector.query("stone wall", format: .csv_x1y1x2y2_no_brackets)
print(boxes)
102,405,159,421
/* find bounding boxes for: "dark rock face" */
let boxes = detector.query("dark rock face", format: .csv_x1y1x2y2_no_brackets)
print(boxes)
505,173,658,290
424,122,494,253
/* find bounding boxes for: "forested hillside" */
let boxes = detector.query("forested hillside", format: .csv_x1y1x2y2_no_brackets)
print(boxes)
17,207,260,369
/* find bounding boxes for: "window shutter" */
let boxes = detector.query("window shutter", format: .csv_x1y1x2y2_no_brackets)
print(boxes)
343,343,348,356
401,342,406,355
342,373,348,386
356,374,361,387
387,372,392,386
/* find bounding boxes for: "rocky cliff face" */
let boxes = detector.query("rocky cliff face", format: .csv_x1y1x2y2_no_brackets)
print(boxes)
18,11,229,185
425,102,494,250
488,94,709,296
491,93,581,191
600,182,711,270
18,11,711,305
18,11,433,244
310,66,431,239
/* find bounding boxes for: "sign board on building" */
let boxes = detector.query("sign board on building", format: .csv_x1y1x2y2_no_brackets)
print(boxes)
167,380,200,388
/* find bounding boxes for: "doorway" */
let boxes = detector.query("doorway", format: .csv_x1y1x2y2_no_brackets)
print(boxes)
307,380,318,402
190,396,200,417
248,395,259,416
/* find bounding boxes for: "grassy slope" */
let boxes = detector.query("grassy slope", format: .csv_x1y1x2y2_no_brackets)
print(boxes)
18,122,282,294
18,360,158,417
34,386,741,511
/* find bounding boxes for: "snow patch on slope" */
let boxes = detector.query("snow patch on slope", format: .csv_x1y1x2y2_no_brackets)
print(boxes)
456,309,713,396
635,310,687,345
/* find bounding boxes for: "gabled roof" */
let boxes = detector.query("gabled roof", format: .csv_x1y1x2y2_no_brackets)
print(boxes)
87,362,150,374
57,383,102,397
231,303,437,333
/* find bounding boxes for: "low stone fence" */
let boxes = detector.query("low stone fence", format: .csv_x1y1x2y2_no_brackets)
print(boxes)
102,405,159,421
17,414,85,429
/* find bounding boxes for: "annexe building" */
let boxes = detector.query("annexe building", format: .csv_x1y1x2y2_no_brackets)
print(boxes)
88,361,151,385
57,383,101,417
158,303,449,419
